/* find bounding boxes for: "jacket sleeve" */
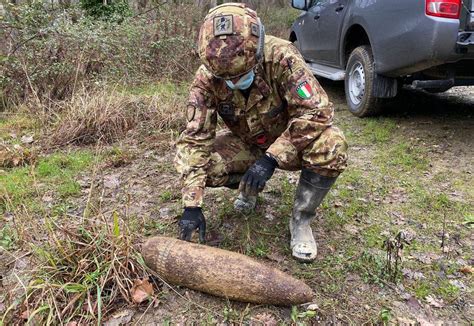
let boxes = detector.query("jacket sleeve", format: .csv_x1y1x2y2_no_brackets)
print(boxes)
174,65,217,208
266,44,334,165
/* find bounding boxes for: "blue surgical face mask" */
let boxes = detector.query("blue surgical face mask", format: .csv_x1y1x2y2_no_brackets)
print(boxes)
225,70,255,90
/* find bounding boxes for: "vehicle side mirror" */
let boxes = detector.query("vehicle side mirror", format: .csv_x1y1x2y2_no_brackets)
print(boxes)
292,0,310,11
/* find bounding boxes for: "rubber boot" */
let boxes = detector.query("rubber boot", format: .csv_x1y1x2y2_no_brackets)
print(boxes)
233,192,257,215
290,169,337,262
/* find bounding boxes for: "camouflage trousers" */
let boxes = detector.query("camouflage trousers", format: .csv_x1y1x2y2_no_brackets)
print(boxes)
206,128,348,188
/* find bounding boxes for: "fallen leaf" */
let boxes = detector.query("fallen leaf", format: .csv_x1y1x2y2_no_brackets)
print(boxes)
131,278,154,304
459,265,473,275
426,295,445,308
20,309,30,320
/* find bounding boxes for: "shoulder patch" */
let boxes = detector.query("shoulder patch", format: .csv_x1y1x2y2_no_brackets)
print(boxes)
214,15,233,36
296,81,313,100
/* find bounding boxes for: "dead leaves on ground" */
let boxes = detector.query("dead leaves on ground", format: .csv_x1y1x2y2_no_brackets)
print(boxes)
131,278,154,304
0,144,36,168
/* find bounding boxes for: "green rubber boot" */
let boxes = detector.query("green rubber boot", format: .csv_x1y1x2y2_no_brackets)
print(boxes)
290,169,337,262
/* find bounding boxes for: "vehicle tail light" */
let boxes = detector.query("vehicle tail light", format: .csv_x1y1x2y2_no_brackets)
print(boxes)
426,0,461,19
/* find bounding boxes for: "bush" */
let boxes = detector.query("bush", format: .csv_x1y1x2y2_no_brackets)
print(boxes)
0,1,200,108
79,0,132,21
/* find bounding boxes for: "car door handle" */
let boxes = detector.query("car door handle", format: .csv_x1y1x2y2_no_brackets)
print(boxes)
335,4,345,12
314,13,321,20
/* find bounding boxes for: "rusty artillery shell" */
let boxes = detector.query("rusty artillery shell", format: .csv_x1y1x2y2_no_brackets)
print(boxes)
142,236,314,306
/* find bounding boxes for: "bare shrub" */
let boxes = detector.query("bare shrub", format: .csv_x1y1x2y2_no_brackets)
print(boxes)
0,2,200,108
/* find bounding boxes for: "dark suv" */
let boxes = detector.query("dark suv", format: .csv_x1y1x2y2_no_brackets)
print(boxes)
290,0,474,117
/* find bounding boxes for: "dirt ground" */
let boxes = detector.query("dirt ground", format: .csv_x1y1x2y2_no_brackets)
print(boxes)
1,84,473,325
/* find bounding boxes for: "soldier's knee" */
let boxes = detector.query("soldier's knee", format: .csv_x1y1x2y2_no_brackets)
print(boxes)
326,127,348,158
302,127,348,173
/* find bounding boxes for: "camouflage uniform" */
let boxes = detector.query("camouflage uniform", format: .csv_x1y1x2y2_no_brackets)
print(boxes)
175,34,348,207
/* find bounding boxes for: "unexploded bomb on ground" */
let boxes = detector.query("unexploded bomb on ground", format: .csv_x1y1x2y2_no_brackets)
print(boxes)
142,236,314,306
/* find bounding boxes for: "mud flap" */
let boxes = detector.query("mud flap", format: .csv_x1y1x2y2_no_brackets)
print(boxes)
373,74,398,98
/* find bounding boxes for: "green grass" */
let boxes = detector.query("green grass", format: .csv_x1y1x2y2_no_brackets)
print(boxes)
376,141,429,173
413,281,433,299
360,118,397,144
0,113,37,141
1,150,95,211
0,225,17,250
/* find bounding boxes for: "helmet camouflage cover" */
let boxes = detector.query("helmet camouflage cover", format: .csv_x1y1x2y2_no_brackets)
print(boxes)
197,3,264,79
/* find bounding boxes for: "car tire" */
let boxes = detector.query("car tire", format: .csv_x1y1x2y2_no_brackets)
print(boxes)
345,46,382,117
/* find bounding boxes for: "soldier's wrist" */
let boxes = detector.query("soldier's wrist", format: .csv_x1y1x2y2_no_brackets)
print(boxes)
264,153,278,168
184,207,202,212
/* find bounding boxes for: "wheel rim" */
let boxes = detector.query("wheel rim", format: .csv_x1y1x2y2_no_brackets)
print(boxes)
348,62,365,106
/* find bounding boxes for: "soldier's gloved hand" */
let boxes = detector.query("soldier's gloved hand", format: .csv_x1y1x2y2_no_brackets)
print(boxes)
240,154,278,196
178,207,206,243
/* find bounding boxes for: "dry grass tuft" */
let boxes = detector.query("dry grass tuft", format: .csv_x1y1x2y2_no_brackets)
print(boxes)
2,214,159,325
45,89,185,147
46,91,149,147
0,144,36,168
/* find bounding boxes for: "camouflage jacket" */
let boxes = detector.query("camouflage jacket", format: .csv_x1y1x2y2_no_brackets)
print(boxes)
175,35,334,207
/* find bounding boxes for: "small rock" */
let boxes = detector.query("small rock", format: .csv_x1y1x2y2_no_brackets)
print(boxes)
20,135,34,144
265,213,275,221
426,295,445,308
397,317,417,325
266,252,286,263
306,303,319,311
103,174,120,189
42,192,54,203
449,279,467,291
159,207,172,219
103,309,134,326
344,224,359,235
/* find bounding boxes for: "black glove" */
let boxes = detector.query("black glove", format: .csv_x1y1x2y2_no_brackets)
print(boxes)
239,154,278,196
178,207,206,243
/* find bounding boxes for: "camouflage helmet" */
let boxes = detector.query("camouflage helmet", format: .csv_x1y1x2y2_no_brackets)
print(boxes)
197,3,265,79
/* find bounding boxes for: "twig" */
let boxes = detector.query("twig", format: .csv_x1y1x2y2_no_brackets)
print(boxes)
441,211,447,251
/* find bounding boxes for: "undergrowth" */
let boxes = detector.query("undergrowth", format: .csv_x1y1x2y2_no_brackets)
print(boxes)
1,214,158,325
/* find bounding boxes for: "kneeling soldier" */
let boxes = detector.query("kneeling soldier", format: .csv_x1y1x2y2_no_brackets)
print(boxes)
174,3,348,262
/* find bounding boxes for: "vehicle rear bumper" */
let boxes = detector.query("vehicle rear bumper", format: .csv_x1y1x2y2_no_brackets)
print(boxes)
376,16,474,77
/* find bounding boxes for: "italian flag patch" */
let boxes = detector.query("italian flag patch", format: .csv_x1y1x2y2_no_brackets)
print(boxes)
296,81,313,99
